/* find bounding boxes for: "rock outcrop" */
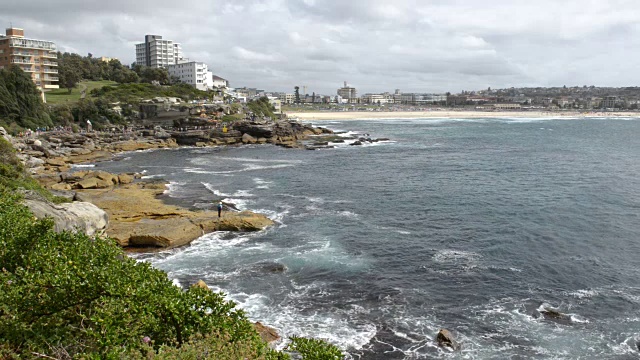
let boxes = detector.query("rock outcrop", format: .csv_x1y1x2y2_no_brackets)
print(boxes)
436,329,459,351
21,190,108,236
77,183,273,248
254,322,281,346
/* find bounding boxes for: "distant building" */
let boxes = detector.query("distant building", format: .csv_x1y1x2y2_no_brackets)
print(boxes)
337,81,358,103
210,75,228,88
602,96,617,108
135,35,183,68
167,61,212,91
268,97,282,112
99,56,117,63
492,103,521,110
0,28,58,90
279,93,295,104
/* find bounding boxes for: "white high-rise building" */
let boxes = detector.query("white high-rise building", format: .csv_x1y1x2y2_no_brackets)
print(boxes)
167,61,213,91
135,35,183,68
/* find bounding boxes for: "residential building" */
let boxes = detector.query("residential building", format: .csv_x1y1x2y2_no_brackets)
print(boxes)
337,81,358,103
99,56,117,63
135,35,183,68
0,28,58,89
210,75,228,88
279,93,295,104
268,97,282,112
363,94,394,104
167,61,213,91
602,96,617,108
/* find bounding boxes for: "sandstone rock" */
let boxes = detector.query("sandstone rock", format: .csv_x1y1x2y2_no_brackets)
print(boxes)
242,133,257,144
257,137,267,144
22,191,108,236
46,158,67,166
254,322,280,346
95,171,118,184
95,179,113,189
110,217,203,248
33,139,42,147
436,329,458,350
51,183,72,191
192,280,210,290
77,178,99,189
118,173,134,184
210,211,274,232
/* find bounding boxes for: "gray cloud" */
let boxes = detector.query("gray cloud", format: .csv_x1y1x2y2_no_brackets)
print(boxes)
2,0,639,94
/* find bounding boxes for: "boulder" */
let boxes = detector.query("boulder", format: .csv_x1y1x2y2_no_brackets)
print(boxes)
51,183,72,191
46,158,67,167
242,133,257,144
212,211,274,232
436,329,458,350
21,191,108,236
95,171,118,185
77,178,99,189
0,126,9,141
118,173,134,184
109,217,203,248
25,157,45,168
350,141,363,146
192,280,210,290
254,322,280,346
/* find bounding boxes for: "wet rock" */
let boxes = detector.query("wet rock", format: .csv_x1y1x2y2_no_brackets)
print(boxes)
538,307,573,324
350,141,363,146
436,329,459,350
254,322,280,346
253,261,288,274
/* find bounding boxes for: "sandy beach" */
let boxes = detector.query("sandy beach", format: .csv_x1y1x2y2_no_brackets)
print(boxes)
286,110,640,120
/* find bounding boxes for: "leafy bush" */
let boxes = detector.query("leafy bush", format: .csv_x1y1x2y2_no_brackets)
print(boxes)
247,97,277,119
0,66,52,130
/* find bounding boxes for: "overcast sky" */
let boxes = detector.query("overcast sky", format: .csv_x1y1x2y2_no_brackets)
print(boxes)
3,0,640,94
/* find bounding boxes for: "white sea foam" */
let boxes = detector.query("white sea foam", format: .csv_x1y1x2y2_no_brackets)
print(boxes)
163,181,186,195
222,197,254,210
71,164,95,168
432,249,481,263
141,173,166,179
253,177,273,189
202,182,231,197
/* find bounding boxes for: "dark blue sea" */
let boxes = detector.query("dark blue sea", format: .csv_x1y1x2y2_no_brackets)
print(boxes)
94,117,640,359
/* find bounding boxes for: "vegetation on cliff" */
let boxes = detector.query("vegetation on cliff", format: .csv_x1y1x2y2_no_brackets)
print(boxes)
247,96,278,120
0,67,53,131
0,137,343,359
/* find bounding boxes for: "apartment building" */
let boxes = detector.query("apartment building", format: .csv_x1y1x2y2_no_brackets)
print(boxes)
0,28,59,89
166,61,213,91
135,35,183,68
337,81,358,103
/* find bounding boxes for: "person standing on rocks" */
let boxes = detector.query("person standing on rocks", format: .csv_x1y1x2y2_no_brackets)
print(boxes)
217,202,223,218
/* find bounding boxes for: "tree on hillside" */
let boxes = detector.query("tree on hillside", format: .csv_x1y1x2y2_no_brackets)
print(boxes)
0,66,52,131
58,62,81,94
294,86,300,104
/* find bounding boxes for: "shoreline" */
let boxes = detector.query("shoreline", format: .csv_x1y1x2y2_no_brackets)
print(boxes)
286,110,640,120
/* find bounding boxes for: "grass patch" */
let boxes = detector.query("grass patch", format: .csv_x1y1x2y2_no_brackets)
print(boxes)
45,80,118,105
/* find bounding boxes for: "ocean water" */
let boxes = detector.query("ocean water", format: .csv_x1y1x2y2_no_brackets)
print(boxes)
95,117,640,359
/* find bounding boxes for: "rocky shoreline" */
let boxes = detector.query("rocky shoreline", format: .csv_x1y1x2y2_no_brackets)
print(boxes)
2,119,377,250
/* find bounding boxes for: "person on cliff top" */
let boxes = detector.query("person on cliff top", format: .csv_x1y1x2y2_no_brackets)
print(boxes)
217,202,223,218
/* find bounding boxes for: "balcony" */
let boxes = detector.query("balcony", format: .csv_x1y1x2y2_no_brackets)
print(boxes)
11,51,33,56
44,84,59,89
21,67,35,72
9,38,57,51
44,76,58,81
42,53,57,59
43,61,58,66
43,68,58,74
11,59,35,65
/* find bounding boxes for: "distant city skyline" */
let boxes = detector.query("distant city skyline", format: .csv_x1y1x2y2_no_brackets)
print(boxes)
2,0,640,94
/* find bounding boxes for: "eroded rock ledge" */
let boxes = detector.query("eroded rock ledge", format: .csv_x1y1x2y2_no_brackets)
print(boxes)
75,181,273,248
